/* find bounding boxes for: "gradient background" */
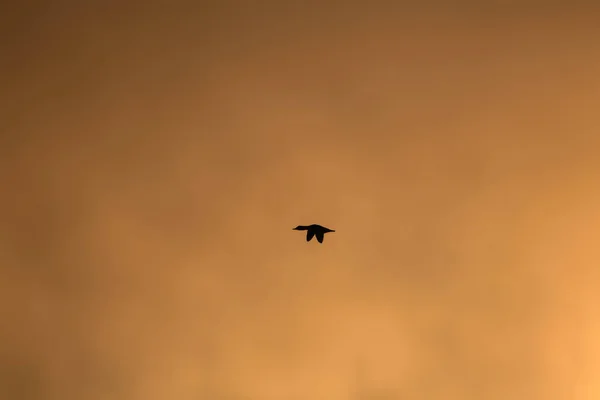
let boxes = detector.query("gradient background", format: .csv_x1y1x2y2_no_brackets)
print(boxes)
2,2,600,399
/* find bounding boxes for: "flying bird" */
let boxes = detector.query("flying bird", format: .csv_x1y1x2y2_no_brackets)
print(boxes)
293,224,335,243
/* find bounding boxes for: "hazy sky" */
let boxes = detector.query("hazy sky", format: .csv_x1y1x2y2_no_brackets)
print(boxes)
2,2,600,400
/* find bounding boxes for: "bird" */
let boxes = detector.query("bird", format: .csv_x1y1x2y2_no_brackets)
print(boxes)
293,224,335,243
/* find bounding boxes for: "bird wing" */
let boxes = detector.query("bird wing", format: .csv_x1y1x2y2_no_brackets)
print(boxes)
315,231,324,243
306,231,315,242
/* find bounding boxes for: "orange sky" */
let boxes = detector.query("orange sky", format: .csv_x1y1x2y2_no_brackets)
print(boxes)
2,2,600,399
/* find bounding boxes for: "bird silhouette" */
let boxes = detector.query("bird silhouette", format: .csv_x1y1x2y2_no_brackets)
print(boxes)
293,224,335,243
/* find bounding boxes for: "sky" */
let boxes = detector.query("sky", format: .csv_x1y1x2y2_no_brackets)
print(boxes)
2,1,600,399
